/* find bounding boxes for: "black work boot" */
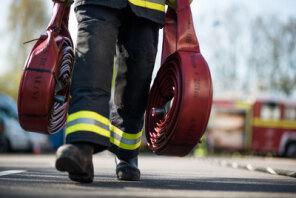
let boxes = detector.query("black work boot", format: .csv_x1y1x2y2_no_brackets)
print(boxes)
115,156,140,181
55,143,94,183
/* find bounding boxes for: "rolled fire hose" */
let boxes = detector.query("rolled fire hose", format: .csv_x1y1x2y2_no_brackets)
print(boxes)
18,2,74,134
145,0,213,156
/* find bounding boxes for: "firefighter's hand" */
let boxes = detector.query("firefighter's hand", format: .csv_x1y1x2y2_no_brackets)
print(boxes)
166,0,193,10
53,0,74,6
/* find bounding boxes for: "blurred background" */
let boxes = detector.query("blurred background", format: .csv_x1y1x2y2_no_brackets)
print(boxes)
0,0,295,158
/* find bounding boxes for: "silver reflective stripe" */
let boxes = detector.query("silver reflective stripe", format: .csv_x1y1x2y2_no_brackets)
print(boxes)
148,0,165,4
110,131,142,145
67,118,109,131
67,117,141,145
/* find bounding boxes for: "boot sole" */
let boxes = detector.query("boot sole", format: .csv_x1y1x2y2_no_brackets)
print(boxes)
56,156,93,183
116,166,141,181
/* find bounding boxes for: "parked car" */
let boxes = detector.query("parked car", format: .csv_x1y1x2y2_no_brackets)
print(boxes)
0,111,32,152
0,93,49,153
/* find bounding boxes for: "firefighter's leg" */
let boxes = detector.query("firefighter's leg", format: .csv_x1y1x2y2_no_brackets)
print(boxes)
56,4,121,183
110,9,159,180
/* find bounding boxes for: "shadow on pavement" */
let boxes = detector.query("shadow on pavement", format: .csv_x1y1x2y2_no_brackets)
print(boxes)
1,167,295,193
81,176,296,193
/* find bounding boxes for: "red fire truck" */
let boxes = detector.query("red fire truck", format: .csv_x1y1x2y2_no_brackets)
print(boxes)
207,99,296,158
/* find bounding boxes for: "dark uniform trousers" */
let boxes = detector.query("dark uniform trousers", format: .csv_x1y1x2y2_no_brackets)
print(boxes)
66,1,164,160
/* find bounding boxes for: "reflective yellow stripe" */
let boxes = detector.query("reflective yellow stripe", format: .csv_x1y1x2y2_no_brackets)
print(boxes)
110,126,142,150
67,111,110,126
67,111,142,140
128,0,165,12
66,123,110,137
110,125,143,140
252,118,296,129
66,110,143,150
65,122,141,150
110,137,142,150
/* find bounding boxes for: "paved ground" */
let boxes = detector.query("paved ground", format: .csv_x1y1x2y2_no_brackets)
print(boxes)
0,153,295,198
212,156,296,172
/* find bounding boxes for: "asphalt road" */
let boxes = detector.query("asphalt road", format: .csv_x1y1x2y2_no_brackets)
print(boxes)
0,154,295,198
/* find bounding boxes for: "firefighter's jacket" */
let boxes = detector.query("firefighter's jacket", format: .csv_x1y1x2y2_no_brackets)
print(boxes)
74,0,166,24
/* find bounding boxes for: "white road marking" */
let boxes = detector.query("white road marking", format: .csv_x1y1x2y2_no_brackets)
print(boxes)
246,164,254,171
231,162,238,168
266,167,277,175
0,170,26,177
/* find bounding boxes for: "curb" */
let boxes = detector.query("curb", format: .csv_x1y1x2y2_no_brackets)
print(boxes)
212,159,296,178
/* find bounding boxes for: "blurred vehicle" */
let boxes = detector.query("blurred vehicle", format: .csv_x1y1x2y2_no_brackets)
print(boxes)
207,99,296,158
207,100,250,152
0,111,31,152
0,93,49,153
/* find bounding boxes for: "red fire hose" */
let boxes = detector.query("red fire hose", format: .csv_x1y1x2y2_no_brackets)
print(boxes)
145,0,213,156
18,2,74,134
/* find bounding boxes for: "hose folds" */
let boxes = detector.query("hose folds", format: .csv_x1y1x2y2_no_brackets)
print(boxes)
145,0,213,156
18,2,74,134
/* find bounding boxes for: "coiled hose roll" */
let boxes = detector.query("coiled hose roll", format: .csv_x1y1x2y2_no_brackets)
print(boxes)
18,2,74,134
145,0,213,156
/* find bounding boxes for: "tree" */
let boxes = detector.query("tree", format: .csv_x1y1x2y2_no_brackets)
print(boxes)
249,16,296,96
204,4,250,96
7,0,49,67
0,0,49,99
200,3,296,98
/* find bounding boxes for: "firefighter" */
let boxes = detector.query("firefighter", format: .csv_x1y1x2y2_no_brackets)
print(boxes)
55,0,187,183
